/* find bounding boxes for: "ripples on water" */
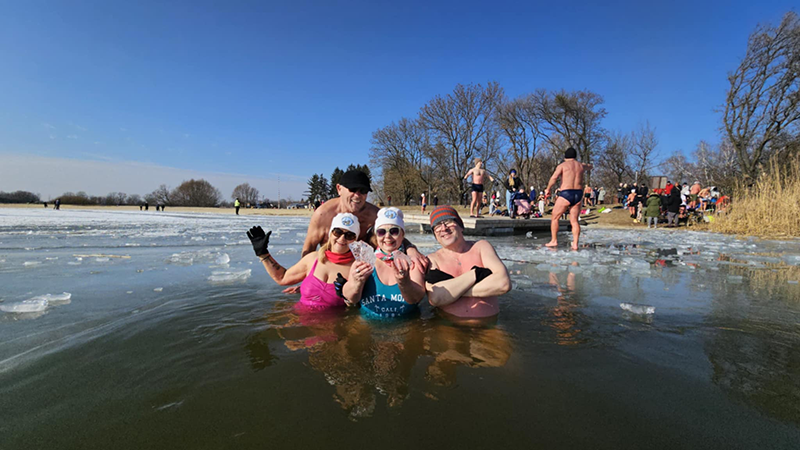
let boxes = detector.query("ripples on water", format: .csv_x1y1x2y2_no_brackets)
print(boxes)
1,208,800,449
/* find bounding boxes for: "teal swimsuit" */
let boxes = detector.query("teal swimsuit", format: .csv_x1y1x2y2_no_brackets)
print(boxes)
360,270,418,319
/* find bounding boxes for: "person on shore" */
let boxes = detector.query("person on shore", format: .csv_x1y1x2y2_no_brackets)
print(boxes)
617,183,624,205
644,191,662,229
689,181,701,209
665,185,681,227
54,199,61,210
300,168,427,268
248,213,360,310
598,186,606,205
424,206,511,323
627,190,637,217
43,202,48,208
544,147,593,250
464,158,494,218
420,193,427,214
341,207,426,319
433,194,438,207
234,198,241,215
504,169,522,218
583,185,593,207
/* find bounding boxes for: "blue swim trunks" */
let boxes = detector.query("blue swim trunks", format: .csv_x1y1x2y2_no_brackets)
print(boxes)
559,189,583,206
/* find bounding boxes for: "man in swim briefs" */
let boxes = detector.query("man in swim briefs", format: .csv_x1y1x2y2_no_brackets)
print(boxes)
544,147,593,250
424,205,511,323
463,158,494,218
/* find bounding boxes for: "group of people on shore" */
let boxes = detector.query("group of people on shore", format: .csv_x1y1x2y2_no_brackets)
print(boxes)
620,180,729,228
248,169,512,324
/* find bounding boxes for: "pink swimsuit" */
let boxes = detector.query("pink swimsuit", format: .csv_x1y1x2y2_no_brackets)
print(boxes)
297,260,346,310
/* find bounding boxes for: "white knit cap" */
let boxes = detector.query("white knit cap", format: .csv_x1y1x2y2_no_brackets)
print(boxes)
330,213,360,236
374,207,404,231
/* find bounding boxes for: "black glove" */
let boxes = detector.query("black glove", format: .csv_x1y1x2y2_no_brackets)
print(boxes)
246,226,271,257
334,273,348,299
472,266,493,284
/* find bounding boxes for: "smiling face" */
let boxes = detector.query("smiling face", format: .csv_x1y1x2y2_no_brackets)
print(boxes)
329,228,356,253
337,185,368,214
432,219,463,247
376,225,404,253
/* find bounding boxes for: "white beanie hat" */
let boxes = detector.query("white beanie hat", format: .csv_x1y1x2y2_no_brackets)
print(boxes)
330,213,360,236
374,207,404,231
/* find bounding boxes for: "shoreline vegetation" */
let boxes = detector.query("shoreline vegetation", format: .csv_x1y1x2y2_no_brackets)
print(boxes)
712,157,800,238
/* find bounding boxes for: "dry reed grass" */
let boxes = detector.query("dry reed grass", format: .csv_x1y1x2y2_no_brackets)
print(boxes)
712,156,800,238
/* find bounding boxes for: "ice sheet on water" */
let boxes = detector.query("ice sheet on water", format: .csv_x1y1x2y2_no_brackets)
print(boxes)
215,253,230,265
1,298,48,313
23,261,41,267
349,241,376,267
95,257,110,262
29,292,72,305
208,269,251,283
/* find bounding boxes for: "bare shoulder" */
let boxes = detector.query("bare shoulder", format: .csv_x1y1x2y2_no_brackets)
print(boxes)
472,239,497,253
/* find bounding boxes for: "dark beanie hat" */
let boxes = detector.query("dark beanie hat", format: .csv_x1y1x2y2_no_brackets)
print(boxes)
430,205,464,230
565,147,577,159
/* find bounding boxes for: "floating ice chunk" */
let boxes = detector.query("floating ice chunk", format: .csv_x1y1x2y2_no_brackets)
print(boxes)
536,263,553,271
154,287,164,292
126,291,134,294
1,298,48,313
191,236,206,241
526,231,533,238
30,292,72,305
215,253,230,265
349,241,376,267
68,261,82,266
208,269,251,283
620,302,655,315
277,248,299,255
45,257,59,260
95,257,110,262
23,261,41,267
296,232,307,237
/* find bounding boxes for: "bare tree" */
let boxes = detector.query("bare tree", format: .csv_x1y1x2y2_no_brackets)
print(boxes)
534,89,607,167
723,11,800,179
495,94,545,187
419,82,504,201
370,118,431,205
171,179,222,207
596,131,634,187
232,182,260,205
630,121,659,183
660,151,695,185
149,184,171,205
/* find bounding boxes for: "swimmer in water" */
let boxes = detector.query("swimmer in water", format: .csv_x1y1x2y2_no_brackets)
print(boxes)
423,205,511,324
544,147,593,250
247,213,361,311
341,207,426,319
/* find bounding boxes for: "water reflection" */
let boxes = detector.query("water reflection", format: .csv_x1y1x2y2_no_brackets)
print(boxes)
245,305,513,420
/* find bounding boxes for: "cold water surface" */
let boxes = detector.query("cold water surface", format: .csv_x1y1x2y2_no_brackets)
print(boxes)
1,208,800,449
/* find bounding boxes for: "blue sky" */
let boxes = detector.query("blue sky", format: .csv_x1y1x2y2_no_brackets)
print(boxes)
0,0,795,199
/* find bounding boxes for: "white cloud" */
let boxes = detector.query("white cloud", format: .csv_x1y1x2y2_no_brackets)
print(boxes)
0,153,308,201
66,135,79,139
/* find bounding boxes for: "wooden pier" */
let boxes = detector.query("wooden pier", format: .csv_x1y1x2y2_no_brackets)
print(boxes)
403,214,575,236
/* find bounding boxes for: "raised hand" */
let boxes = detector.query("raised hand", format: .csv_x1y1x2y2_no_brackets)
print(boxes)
334,273,348,299
392,254,412,282
349,261,373,285
246,226,271,257
406,247,429,271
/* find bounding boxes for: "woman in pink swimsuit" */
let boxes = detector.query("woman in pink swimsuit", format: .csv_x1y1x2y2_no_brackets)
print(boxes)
247,213,362,310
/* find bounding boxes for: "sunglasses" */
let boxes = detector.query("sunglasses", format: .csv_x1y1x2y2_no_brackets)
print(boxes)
348,187,369,195
376,227,402,238
433,219,457,233
331,228,357,241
